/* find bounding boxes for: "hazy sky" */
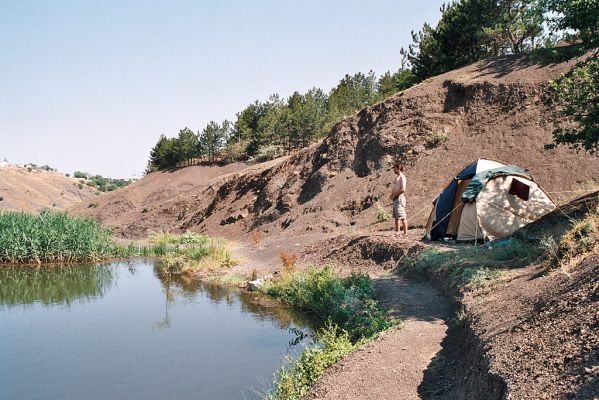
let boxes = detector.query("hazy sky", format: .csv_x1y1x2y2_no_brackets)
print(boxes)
1,1,445,178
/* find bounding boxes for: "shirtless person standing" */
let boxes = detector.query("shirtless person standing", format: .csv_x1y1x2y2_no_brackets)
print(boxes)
390,163,408,237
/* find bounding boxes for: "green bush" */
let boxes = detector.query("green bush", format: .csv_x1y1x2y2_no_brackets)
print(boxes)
0,211,117,263
251,144,285,163
266,324,355,400
265,267,393,399
266,266,390,341
376,202,391,223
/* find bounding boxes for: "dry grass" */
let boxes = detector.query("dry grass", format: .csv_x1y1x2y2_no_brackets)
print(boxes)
251,230,263,245
280,252,298,273
550,203,599,268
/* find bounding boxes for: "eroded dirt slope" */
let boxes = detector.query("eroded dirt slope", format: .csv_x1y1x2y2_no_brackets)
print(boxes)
0,166,97,212
77,53,599,239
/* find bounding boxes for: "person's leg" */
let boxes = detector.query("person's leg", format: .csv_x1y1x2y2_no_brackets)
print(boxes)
402,218,408,237
392,199,400,234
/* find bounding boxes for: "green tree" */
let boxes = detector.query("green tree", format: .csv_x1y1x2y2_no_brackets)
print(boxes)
405,0,502,80
329,71,378,119
146,134,180,172
544,0,599,48
483,0,544,54
377,69,418,100
175,127,199,166
286,88,329,150
199,121,228,162
234,101,267,156
543,0,599,152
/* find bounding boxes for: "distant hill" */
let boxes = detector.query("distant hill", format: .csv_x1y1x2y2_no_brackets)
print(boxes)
76,52,599,238
0,164,98,212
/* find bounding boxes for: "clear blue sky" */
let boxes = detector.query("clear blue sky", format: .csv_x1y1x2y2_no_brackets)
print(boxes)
0,1,445,178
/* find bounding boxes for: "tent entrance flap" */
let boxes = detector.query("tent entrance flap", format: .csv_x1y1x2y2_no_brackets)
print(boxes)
446,179,470,236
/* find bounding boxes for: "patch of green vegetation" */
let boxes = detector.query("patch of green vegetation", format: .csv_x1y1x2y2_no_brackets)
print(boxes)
264,265,395,399
376,202,391,223
208,272,246,287
151,233,237,277
528,44,583,65
265,266,391,340
149,231,211,246
403,237,540,290
266,324,356,400
74,171,134,192
0,211,117,263
427,133,448,147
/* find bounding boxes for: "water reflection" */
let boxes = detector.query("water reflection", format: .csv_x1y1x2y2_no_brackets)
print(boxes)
0,260,314,400
0,260,313,332
0,263,116,308
153,263,315,332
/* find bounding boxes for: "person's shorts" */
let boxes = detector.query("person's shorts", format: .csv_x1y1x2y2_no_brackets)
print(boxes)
393,196,407,220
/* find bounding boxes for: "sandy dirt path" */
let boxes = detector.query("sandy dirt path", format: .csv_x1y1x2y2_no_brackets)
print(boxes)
304,277,452,400
232,233,453,399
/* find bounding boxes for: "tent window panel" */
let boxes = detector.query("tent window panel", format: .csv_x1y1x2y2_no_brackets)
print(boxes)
509,178,530,201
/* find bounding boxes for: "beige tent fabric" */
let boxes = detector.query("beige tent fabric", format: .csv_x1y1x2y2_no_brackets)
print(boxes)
457,202,483,241
475,176,556,240
475,159,505,173
447,179,471,236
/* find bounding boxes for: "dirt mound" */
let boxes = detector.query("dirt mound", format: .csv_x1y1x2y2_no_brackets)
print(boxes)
474,254,598,399
78,52,599,239
0,165,97,212
463,193,599,399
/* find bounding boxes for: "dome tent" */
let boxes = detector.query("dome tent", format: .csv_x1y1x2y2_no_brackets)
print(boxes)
425,159,556,241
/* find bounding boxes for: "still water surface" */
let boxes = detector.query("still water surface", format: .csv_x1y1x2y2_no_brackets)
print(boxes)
0,260,311,400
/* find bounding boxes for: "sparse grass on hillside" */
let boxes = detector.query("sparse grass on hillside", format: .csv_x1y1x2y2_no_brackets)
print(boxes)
543,202,599,269
0,211,117,263
264,265,396,400
426,133,448,148
403,236,540,290
405,195,599,290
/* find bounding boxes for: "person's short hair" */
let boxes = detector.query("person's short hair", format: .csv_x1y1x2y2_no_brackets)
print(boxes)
393,163,404,171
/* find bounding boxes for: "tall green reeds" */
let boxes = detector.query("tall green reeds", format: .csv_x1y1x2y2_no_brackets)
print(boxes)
0,211,117,263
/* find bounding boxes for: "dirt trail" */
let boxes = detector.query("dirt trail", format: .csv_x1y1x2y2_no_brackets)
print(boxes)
231,232,453,399
305,277,452,400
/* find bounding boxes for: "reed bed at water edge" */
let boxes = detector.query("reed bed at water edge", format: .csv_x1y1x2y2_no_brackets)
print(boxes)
0,210,117,263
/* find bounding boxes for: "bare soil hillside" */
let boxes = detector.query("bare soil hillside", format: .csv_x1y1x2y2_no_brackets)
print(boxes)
76,53,599,239
0,165,97,212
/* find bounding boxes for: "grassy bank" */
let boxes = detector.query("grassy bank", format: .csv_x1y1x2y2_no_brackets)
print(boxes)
149,232,237,278
0,211,117,263
402,236,540,290
0,211,236,272
263,266,395,400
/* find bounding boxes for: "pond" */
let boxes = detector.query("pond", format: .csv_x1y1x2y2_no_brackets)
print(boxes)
0,260,312,400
